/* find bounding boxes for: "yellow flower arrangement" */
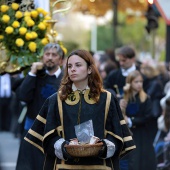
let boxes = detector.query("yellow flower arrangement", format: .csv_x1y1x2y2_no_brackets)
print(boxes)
0,3,51,68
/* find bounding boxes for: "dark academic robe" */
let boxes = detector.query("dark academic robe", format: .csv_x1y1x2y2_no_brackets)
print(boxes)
126,94,157,170
104,69,126,96
25,90,136,170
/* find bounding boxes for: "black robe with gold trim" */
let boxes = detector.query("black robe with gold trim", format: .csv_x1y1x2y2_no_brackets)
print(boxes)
25,90,136,170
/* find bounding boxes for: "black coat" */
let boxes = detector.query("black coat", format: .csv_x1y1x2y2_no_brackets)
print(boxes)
17,70,63,120
126,94,157,170
104,69,126,97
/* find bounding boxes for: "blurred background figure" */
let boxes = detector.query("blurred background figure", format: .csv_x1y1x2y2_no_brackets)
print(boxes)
154,70,170,165
140,63,164,142
92,50,118,95
10,73,25,138
105,48,119,68
0,73,12,132
157,62,170,88
119,70,157,170
156,96,170,170
104,45,138,98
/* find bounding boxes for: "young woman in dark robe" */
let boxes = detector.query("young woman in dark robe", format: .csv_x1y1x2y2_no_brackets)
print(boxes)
25,49,135,170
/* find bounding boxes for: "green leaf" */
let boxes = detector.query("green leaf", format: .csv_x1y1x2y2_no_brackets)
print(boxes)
9,55,17,64
17,57,24,67
23,56,30,66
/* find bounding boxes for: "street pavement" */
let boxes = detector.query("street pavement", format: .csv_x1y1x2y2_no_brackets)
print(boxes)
0,132,20,170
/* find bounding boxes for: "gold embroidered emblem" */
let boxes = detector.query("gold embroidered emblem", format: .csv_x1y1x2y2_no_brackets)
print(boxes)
65,89,96,105
84,89,96,104
65,91,79,105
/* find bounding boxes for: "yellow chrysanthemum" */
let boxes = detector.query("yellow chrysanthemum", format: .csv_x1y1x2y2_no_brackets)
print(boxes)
16,38,24,47
26,19,35,27
31,10,38,18
12,21,20,28
38,22,46,30
36,7,44,13
0,5,9,13
0,35,4,40
11,3,19,10
41,38,49,45
5,26,14,34
44,16,51,20
43,20,50,27
15,11,23,19
25,32,33,40
19,27,27,35
24,16,31,22
41,10,48,16
24,11,31,17
28,42,37,52
31,32,38,39
2,14,10,23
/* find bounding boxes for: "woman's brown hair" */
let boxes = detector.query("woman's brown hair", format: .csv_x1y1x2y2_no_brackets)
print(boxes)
58,49,103,102
123,70,147,103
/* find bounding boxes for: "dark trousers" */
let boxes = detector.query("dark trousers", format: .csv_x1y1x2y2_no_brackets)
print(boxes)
0,97,12,131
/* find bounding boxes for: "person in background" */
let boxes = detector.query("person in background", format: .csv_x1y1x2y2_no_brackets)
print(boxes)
16,43,65,170
104,46,142,169
99,61,118,83
25,49,136,170
157,96,170,169
140,63,164,142
104,46,138,99
157,62,170,88
10,73,25,138
0,73,12,131
119,70,157,170
105,48,119,68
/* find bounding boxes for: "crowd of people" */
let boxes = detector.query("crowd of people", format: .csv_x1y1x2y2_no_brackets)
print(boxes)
0,43,170,170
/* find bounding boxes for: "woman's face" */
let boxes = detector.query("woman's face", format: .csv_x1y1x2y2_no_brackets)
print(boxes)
67,55,92,85
131,75,143,93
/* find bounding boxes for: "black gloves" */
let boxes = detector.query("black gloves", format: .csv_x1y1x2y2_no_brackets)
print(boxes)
98,140,107,159
61,141,73,160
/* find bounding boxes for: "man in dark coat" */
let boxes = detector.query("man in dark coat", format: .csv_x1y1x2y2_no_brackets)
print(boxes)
16,43,65,170
104,46,138,98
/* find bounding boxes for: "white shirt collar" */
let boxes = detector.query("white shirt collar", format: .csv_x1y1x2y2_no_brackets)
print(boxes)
46,67,61,78
121,64,136,77
72,83,90,92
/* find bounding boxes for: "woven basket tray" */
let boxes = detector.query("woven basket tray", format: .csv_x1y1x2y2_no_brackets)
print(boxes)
64,142,103,157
